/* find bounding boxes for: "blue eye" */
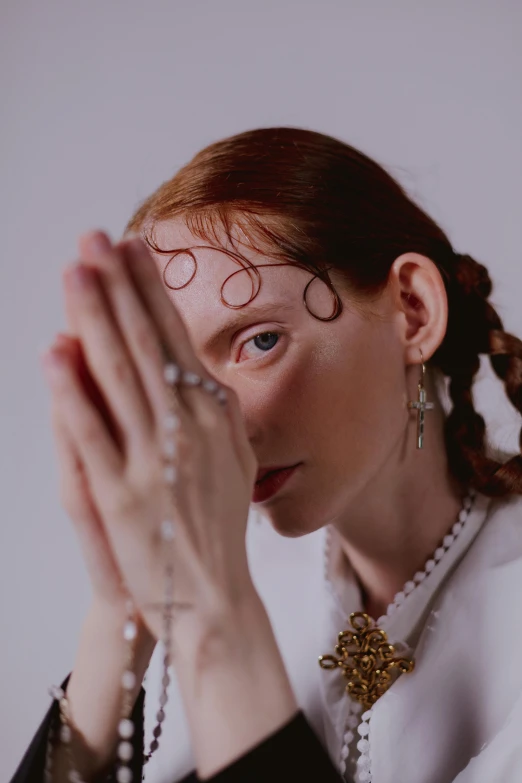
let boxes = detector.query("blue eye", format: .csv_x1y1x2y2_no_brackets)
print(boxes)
251,332,279,351
240,331,280,359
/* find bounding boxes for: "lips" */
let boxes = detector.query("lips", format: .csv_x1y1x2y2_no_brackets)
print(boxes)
255,465,298,484
252,463,302,503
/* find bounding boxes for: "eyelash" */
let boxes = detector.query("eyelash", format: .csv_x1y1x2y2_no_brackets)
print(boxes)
238,331,281,361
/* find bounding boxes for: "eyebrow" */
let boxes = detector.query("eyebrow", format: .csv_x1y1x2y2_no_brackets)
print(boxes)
202,302,297,354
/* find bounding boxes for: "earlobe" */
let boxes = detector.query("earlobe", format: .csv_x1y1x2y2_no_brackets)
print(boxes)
391,253,449,365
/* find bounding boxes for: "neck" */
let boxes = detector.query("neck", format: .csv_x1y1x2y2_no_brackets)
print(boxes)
332,374,466,621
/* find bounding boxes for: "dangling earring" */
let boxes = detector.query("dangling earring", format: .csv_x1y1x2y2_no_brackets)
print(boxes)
407,348,434,449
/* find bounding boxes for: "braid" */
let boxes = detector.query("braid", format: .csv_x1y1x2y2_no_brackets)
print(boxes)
433,253,522,496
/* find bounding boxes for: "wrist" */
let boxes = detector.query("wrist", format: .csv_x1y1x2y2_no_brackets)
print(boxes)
171,581,266,664
172,588,298,779
86,596,156,670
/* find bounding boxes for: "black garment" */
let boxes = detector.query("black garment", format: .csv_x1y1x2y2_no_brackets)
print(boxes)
10,673,343,783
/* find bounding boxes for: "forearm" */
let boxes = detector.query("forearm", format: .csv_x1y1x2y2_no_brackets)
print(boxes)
174,589,299,781
51,599,156,781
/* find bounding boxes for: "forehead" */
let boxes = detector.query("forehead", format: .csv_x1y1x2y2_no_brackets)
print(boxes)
147,218,312,324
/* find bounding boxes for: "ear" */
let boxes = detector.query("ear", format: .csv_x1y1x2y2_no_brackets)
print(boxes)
388,253,448,365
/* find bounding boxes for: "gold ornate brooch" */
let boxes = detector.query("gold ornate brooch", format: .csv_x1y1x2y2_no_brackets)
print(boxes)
318,612,415,710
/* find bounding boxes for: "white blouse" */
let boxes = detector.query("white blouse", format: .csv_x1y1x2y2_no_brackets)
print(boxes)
143,492,522,783
320,491,522,782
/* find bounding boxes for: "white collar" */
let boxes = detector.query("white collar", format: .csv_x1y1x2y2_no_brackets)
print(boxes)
324,490,493,650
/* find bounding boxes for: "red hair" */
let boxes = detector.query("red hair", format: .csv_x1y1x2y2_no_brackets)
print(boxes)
125,126,522,497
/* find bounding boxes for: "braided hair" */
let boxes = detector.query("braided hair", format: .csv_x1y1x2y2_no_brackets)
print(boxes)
433,253,522,495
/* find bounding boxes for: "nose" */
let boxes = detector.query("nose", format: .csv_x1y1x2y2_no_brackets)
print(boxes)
214,372,264,449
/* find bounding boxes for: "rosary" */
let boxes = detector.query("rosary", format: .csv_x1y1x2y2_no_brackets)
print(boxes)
45,358,227,783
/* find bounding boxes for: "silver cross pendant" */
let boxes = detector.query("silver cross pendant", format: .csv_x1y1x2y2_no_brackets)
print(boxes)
408,383,434,449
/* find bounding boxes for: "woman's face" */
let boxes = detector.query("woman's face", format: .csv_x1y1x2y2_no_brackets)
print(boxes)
150,219,409,537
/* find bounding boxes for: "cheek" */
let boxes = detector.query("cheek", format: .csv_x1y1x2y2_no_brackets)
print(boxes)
252,331,407,537
296,327,406,492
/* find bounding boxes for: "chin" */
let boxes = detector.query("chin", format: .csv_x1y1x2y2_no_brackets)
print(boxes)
259,504,326,539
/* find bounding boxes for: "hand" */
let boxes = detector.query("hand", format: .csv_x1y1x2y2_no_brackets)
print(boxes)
41,231,259,651
48,333,132,609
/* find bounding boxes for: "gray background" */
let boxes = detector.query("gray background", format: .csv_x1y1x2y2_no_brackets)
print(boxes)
1,1,521,778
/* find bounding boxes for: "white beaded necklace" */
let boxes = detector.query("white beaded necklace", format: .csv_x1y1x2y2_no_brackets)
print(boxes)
322,489,476,783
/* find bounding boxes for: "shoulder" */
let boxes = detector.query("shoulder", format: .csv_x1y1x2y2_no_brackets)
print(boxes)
472,491,522,568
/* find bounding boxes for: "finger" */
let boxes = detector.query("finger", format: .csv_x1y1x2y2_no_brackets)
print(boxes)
122,235,203,371
56,332,123,450
63,257,153,456
77,231,190,432
41,345,123,497
220,386,258,485
51,390,92,517
50,400,126,592
122,236,223,423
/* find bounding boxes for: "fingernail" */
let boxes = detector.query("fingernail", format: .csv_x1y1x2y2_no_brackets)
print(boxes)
81,231,112,255
67,263,94,289
41,349,65,381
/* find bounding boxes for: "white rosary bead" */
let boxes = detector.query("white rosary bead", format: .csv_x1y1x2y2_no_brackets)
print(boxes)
443,534,455,547
160,519,176,542
393,591,405,605
123,621,137,642
361,710,373,722
358,753,371,770
434,547,445,561
348,715,359,729
413,570,426,583
358,768,372,782
343,729,355,743
357,738,370,754
163,438,177,458
203,378,219,394
357,722,370,737
49,685,64,701
118,741,134,762
340,743,350,760
122,671,136,690
182,370,201,386
404,580,416,594
164,413,180,432
425,558,436,572
159,692,168,707
116,767,133,783
59,724,72,743
118,719,134,739
452,521,463,535
163,465,178,484
164,363,181,385
458,508,468,522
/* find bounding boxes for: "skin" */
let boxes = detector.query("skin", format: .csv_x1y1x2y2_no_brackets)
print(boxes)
40,219,464,780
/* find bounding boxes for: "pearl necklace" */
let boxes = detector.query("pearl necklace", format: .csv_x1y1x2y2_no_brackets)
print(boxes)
322,490,476,783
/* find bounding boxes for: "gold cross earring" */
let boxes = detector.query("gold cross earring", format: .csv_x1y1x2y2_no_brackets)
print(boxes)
407,349,434,449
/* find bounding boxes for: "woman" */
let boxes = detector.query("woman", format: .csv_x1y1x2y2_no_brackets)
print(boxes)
11,127,522,783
